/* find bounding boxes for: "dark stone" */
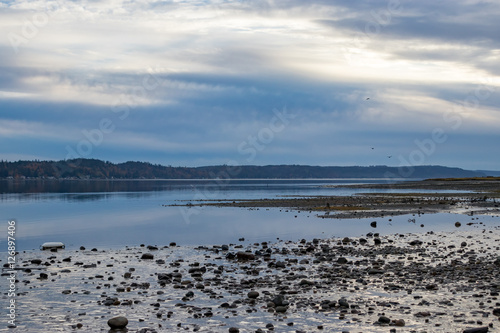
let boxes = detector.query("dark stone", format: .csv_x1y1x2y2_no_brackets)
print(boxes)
378,316,391,324
247,291,260,299
415,311,431,317
394,319,405,326
370,221,377,228
158,273,171,280
275,306,287,313
107,316,128,329
272,295,286,306
141,253,154,260
368,268,384,275
463,327,489,333
276,261,286,268
338,298,349,308
236,252,255,261
337,257,348,264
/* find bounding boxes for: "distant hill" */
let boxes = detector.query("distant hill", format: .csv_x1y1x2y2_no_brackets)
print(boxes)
477,170,500,177
0,159,487,180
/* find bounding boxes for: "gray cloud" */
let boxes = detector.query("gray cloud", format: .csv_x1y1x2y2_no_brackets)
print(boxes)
0,0,499,169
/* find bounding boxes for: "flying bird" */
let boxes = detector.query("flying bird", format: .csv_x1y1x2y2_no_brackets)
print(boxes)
387,155,392,158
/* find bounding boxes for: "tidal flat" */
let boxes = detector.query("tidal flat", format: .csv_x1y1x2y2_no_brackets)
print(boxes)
178,178,500,219
2,227,500,332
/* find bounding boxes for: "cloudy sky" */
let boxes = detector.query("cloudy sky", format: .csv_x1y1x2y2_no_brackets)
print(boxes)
1,0,499,170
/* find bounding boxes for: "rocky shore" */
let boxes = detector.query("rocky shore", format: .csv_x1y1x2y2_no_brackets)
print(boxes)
2,227,500,332
172,178,500,219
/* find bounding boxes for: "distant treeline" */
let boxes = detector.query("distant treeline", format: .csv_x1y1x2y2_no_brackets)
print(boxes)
0,159,487,180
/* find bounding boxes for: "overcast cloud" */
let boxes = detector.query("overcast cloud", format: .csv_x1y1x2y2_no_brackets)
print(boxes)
0,0,499,169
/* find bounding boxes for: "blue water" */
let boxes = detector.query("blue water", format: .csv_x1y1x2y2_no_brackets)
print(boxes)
0,179,495,251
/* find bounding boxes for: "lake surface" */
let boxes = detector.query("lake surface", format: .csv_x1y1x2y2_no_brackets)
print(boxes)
0,179,496,251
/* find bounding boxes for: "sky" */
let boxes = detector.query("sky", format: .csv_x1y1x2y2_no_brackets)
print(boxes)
0,0,499,170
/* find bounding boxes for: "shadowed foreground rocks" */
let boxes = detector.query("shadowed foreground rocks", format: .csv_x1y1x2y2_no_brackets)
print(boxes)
7,227,500,332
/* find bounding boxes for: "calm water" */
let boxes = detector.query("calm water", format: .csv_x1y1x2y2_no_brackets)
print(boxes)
0,179,494,251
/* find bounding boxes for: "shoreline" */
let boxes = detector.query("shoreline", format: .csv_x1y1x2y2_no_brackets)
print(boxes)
171,178,500,219
3,228,499,332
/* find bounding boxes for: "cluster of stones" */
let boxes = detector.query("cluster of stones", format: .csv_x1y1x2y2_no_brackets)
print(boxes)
6,229,500,332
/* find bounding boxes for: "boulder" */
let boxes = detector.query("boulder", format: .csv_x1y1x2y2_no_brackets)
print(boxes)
107,316,128,329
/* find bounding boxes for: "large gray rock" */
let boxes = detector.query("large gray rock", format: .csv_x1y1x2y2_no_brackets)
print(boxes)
107,316,128,329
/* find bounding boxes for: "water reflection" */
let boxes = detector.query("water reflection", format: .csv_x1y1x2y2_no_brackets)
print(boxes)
1,179,492,252
0,178,404,194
